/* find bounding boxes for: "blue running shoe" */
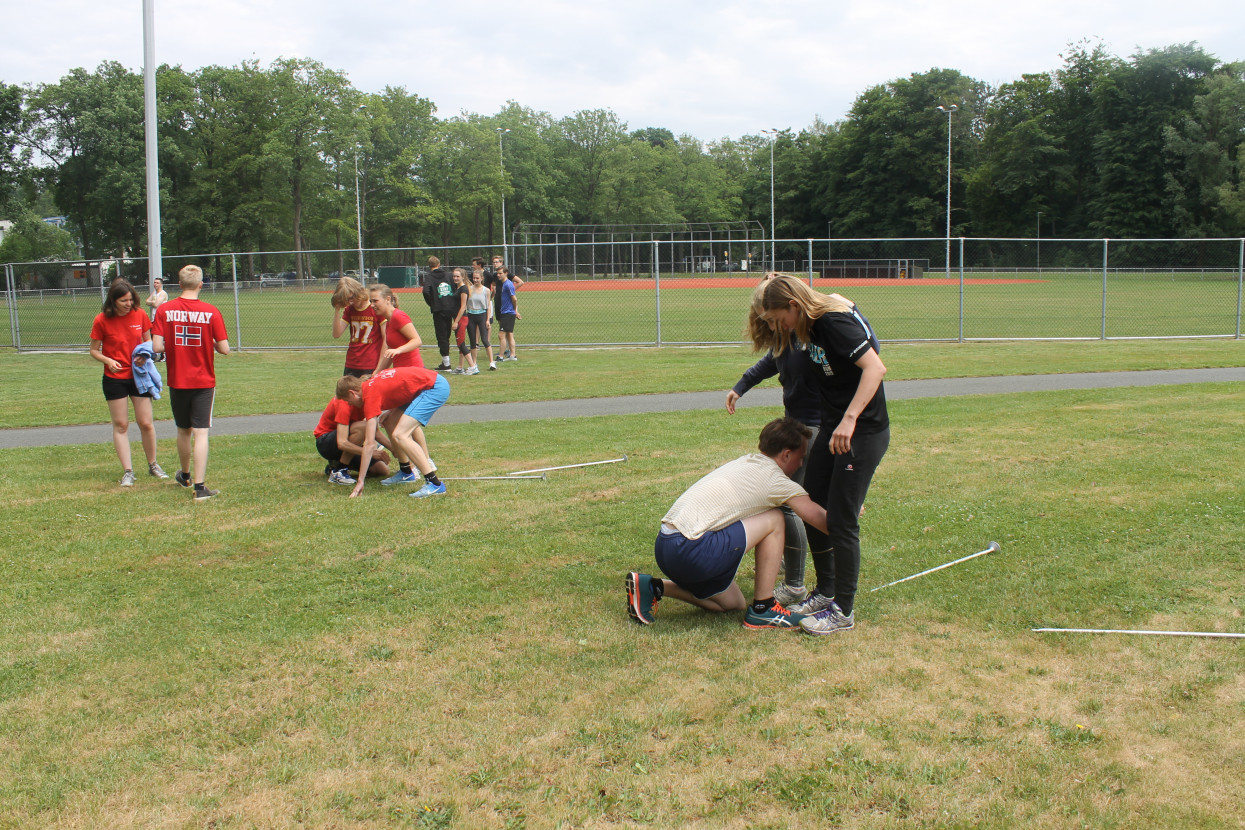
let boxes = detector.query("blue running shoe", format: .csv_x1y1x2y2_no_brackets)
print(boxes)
409,481,447,498
626,572,657,625
380,471,418,486
743,601,806,630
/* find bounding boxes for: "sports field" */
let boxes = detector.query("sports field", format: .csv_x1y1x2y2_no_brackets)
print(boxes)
4,270,1242,350
1,339,1244,828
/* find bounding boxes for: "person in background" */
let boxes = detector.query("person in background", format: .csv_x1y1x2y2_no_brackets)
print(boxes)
90,279,167,487
145,277,168,312
496,267,520,362
449,268,472,374
464,266,496,373
421,255,456,371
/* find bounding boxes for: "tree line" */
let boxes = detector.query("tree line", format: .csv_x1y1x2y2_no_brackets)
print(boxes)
1,41,1242,274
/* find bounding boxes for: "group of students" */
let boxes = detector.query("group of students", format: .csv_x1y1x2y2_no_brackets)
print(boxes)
313,254,525,498
627,273,889,635
90,265,230,500
90,265,885,633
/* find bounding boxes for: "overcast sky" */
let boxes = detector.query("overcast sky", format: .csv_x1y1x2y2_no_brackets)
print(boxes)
4,0,1242,142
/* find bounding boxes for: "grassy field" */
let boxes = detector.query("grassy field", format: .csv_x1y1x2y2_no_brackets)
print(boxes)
4,270,1243,350
1,383,1243,828
1,338,1244,429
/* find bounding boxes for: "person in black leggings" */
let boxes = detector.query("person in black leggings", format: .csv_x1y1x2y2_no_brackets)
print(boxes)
747,273,889,635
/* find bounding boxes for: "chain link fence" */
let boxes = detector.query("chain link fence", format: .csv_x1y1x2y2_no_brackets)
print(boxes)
4,238,1243,350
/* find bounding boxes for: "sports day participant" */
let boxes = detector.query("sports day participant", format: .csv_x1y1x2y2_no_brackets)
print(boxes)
626,417,829,629
144,277,168,312
313,392,392,484
421,255,456,371
449,268,472,374
495,267,520,361
89,279,167,486
370,284,424,371
748,273,889,635
331,276,385,377
335,367,450,499
151,264,230,501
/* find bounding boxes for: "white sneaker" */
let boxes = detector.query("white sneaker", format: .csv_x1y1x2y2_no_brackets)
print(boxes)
119,470,136,487
788,591,835,615
467,366,480,375
800,602,855,635
773,581,809,607
488,362,496,371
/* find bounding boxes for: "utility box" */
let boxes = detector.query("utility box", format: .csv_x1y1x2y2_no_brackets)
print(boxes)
376,266,419,288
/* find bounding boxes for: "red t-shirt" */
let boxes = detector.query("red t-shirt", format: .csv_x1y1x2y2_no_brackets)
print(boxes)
385,308,424,368
90,308,151,379
314,397,363,438
359,367,438,421
342,304,384,370
152,297,228,389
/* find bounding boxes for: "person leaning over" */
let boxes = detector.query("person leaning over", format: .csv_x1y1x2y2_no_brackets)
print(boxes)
336,367,450,500
626,417,829,630
421,255,456,372
151,264,230,501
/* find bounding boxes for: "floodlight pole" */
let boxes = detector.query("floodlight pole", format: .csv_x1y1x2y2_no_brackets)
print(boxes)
497,127,511,263
354,105,367,282
937,105,957,279
142,0,163,290
761,129,779,272
1036,210,1043,274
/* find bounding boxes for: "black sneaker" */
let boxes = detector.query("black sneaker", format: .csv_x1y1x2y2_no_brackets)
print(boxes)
174,471,192,488
194,486,219,501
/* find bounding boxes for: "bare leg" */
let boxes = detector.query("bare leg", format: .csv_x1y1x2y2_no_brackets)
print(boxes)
191,427,210,484
742,509,785,602
660,580,746,612
107,397,133,471
132,396,158,466
390,414,433,475
177,427,193,475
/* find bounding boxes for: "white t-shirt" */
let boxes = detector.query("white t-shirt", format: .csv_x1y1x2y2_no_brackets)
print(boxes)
661,453,807,540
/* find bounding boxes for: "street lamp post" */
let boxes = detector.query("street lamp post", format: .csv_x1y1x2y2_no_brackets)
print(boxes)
354,104,367,282
1036,210,1043,274
761,128,779,271
937,104,957,278
497,127,511,263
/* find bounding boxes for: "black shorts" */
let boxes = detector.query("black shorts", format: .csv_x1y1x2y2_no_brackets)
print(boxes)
342,366,371,379
169,387,215,429
102,375,151,401
315,431,341,462
498,313,517,333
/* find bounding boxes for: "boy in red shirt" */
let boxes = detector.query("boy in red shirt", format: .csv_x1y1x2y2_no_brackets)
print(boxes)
152,264,230,501
335,367,450,499
314,394,392,484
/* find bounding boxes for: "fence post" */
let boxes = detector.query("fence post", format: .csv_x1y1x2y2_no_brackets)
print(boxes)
654,240,662,346
958,237,965,343
5,264,17,349
231,253,242,350
1237,238,1243,340
807,239,814,286
1102,238,1109,340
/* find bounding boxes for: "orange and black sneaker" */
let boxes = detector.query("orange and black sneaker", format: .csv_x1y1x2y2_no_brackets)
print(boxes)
743,600,806,630
626,572,658,625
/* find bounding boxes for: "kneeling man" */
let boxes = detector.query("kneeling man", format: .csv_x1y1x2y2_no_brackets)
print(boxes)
627,417,828,629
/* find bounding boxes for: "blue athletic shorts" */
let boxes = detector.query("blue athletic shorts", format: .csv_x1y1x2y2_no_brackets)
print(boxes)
653,521,747,599
403,373,450,426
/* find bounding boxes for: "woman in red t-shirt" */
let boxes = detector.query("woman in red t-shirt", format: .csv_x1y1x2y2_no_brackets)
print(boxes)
369,284,424,371
89,280,167,486
331,276,385,377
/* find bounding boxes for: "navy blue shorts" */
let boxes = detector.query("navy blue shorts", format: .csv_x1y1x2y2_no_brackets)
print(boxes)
653,521,747,599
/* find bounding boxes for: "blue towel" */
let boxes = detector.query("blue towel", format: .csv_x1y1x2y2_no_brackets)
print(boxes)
131,342,163,400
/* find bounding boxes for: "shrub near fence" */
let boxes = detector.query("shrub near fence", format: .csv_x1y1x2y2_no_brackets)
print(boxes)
4,238,1243,350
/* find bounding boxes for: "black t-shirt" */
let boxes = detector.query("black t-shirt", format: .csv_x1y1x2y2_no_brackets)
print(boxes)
803,307,888,433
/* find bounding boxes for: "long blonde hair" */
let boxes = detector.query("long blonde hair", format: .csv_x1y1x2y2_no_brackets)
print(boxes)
747,273,853,355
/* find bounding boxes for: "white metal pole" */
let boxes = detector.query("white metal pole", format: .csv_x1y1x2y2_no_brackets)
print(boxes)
497,128,511,264
142,0,163,291
937,105,957,279
355,105,366,281
1033,628,1245,639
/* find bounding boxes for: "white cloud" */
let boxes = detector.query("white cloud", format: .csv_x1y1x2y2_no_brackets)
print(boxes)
2,0,1241,141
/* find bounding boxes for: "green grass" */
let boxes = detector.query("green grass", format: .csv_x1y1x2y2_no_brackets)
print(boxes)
2,385,1243,828
0,338,1243,429
5,270,1243,350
